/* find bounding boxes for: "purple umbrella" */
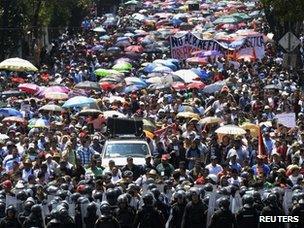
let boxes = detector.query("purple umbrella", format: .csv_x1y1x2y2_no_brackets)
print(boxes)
36,86,70,97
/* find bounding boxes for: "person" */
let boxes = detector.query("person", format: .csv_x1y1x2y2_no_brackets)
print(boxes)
156,154,175,178
166,190,186,228
181,187,207,228
209,197,236,228
185,140,202,170
84,202,99,228
18,198,35,225
260,193,285,228
22,204,44,228
115,194,135,228
76,136,96,166
290,193,304,228
133,192,165,228
205,156,223,176
121,157,142,180
236,194,259,228
95,202,120,228
0,205,21,228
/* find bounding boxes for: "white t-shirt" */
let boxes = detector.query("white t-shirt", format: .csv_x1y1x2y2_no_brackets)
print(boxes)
205,163,223,176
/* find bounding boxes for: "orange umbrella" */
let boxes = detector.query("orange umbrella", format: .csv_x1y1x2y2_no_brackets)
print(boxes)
124,45,144,53
144,130,155,140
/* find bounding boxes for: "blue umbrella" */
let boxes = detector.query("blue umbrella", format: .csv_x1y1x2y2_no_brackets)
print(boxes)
191,68,209,80
171,18,183,26
0,108,22,117
62,96,96,108
152,66,173,73
143,63,159,73
124,84,146,93
91,45,104,52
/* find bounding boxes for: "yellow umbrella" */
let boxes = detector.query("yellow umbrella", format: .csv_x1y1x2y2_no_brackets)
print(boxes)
215,124,246,135
143,130,154,139
241,122,259,138
0,58,38,72
199,116,222,125
176,112,200,119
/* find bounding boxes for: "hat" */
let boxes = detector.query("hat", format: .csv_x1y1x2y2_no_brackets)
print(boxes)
272,152,280,157
28,143,35,149
148,169,157,176
277,168,286,174
289,165,300,172
264,105,270,110
228,149,238,158
45,154,52,159
161,154,170,161
2,180,12,189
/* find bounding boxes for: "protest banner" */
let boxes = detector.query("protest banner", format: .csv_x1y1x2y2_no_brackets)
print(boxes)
275,112,296,128
170,32,265,60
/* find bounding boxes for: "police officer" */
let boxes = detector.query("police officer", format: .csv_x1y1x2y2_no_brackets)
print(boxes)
260,193,285,228
133,192,165,228
236,194,259,228
290,192,304,228
209,197,236,228
95,202,120,228
57,204,75,227
0,205,21,228
151,187,170,220
84,202,99,228
18,198,35,225
0,201,5,222
23,204,44,228
166,190,186,228
181,187,208,228
75,196,89,228
252,191,263,214
115,194,135,228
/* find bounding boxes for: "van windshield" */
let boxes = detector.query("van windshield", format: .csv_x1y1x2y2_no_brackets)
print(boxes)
104,143,149,158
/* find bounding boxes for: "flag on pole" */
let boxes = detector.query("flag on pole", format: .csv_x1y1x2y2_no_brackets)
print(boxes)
258,127,267,157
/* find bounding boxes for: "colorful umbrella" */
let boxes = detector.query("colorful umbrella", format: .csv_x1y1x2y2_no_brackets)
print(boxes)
45,92,69,100
75,81,100,90
95,69,122,77
33,118,49,128
0,108,22,117
18,83,40,94
173,69,200,83
215,125,246,135
187,81,206,90
2,116,27,124
0,58,38,72
199,116,222,125
39,104,63,112
172,82,186,91
100,82,117,91
112,62,133,72
124,45,144,53
62,96,96,108
241,122,259,138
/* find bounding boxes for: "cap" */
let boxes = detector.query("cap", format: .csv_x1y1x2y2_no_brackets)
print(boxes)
28,143,35,149
2,180,12,189
161,154,170,161
45,154,52,159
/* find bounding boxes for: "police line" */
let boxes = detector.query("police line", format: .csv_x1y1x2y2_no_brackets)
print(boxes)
170,31,265,60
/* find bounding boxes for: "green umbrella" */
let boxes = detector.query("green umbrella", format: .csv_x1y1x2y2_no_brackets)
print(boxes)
213,16,240,25
95,69,121,77
230,13,251,20
112,62,132,72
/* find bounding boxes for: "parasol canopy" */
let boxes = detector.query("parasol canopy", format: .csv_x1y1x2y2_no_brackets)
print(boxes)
0,58,38,72
215,124,246,135
62,96,96,108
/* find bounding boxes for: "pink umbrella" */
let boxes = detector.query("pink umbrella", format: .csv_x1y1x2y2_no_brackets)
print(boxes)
124,45,144,53
187,81,206,90
172,82,186,91
18,83,40,94
39,86,70,96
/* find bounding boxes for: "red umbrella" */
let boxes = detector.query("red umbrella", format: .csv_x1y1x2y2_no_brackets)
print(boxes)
172,82,186,91
124,45,144,53
100,82,116,91
11,77,25,84
18,83,40,94
187,81,206,90
2,116,27,124
222,24,237,30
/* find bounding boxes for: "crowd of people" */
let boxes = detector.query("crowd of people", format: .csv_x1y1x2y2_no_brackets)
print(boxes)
0,0,304,227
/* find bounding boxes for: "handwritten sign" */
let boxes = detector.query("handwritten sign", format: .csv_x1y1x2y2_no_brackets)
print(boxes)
275,112,296,128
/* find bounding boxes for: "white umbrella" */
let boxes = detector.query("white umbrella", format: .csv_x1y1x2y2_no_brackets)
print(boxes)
0,134,9,140
0,58,38,72
124,77,146,86
173,69,199,83
203,81,226,94
93,26,106,33
215,125,246,135
103,110,126,118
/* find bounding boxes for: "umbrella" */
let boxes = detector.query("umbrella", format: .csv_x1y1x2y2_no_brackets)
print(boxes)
241,122,259,138
264,84,279,90
102,110,126,118
124,84,146,93
62,96,96,108
77,109,103,116
186,57,208,65
143,130,154,140
0,134,9,140
2,116,27,124
187,81,206,90
172,82,186,91
1,90,24,97
176,112,200,119
125,0,139,5
103,96,125,103
215,125,246,135
124,45,144,53
38,86,70,96
45,92,69,100
0,57,38,72
199,116,222,125
18,83,40,94
91,45,104,52
107,46,121,53
100,82,117,91
203,81,226,94
213,16,240,25
95,69,122,77
93,26,106,33
112,62,132,72
75,81,100,90
173,69,200,83
33,118,49,128
39,104,63,112
0,108,22,117
152,66,173,73
124,77,147,86
143,119,156,131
